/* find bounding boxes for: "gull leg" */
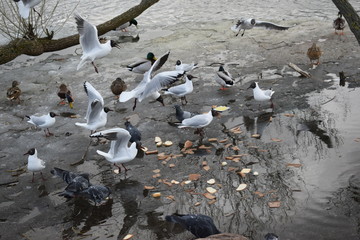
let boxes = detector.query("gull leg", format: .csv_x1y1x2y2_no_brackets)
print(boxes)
40,172,46,181
114,163,122,173
47,128,54,136
122,164,130,172
92,62,99,73
32,172,35,182
132,98,137,111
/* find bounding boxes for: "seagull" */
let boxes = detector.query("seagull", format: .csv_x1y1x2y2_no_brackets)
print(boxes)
90,128,138,173
110,77,127,99
127,52,157,74
247,82,275,107
75,81,112,133
75,13,120,73
178,108,220,136
215,66,234,90
231,18,290,37
264,233,279,240
7,80,22,103
333,12,346,35
165,214,220,238
24,148,46,182
163,74,196,105
174,104,193,122
124,120,143,150
57,83,74,108
26,112,57,137
175,60,198,72
14,0,42,19
120,51,185,110
117,19,138,32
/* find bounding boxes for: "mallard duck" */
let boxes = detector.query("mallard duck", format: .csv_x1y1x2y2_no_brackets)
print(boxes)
333,12,345,35
57,83,74,108
7,80,22,103
127,52,157,74
117,19,138,32
307,42,322,65
110,77,127,99
215,66,234,90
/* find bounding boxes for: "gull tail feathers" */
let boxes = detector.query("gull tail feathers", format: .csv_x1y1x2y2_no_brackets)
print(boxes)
77,56,88,71
17,1,30,19
96,150,112,159
119,90,136,102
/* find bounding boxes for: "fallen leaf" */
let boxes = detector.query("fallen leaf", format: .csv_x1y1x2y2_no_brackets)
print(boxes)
225,156,234,160
227,167,238,172
189,174,201,181
219,138,228,143
198,145,212,149
232,146,240,151
166,195,175,201
152,192,161,198
240,168,251,174
236,183,247,191
224,143,232,149
152,173,161,178
123,234,134,240
206,187,217,194
284,113,295,117
203,165,210,171
286,163,302,168
202,161,208,166
251,134,261,138
169,163,176,168
254,191,265,198
207,179,216,185
162,181,173,187
184,180,192,184
153,169,161,173
232,158,240,162
268,201,281,208
146,150,158,155
203,193,216,199
144,186,156,190
208,199,217,205
271,138,283,142
171,180,180,184
163,141,173,147
184,140,193,148
194,202,201,206
208,138,218,142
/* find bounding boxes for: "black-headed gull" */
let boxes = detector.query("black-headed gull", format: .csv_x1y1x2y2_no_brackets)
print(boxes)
14,0,41,19
175,60,198,72
127,52,157,74
165,214,220,238
120,51,185,110
58,83,74,109
24,148,45,182
215,66,234,90
248,82,275,107
75,14,120,73
90,128,138,173
117,19,138,32
178,108,220,136
231,18,290,37
75,81,112,132
164,74,196,105
26,112,57,137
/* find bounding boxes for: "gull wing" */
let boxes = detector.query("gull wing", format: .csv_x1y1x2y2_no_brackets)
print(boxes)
83,81,104,119
87,100,103,124
255,21,289,30
75,14,102,54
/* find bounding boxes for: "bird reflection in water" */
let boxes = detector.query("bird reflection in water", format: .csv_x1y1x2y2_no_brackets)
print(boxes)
243,112,273,139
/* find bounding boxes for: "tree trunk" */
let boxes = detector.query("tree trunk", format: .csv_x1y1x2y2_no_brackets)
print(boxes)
332,0,360,45
0,0,159,65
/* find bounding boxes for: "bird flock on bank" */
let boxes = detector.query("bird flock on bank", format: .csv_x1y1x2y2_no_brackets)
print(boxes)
6,6,348,239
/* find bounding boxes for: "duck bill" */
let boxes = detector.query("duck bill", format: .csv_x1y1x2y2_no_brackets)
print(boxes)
69,102,74,109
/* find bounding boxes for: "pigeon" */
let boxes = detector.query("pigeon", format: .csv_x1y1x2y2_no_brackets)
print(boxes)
231,18,289,37
26,112,57,137
164,74,196,105
77,185,111,205
75,81,112,132
24,148,46,182
165,213,220,238
174,104,193,122
75,13,120,73
57,83,74,108
215,66,234,90
124,120,142,149
90,128,138,173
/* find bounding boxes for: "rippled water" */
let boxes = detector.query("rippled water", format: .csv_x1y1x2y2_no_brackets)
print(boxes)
1,0,360,239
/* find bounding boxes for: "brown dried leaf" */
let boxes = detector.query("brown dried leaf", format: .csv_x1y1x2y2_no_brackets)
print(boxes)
194,202,201,206
227,167,238,172
169,163,176,168
144,185,156,190
184,140,193,149
232,158,241,162
268,201,281,208
202,161,208,166
123,234,134,240
203,192,216,199
271,138,283,142
219,138,228,143
254,191,265,198
189,173,201,181
152,173,161,178
163,181,173,187
152,192,161,198
198,145,212,149
208,138,218,142
208,199,217,205
251,134,261,139
232,146,240,151
166,195,176,201
153,169,161,173
225,156,234,160
146,150,158,155
224,143,232,149
203,165,210,171
286,163,302,168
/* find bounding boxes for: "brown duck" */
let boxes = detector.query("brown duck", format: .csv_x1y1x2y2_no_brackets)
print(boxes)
57,84,74,108
333,12,345,35
111,77,127,99
307,43,322,65
7,80,22,103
